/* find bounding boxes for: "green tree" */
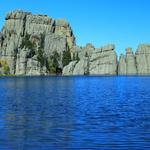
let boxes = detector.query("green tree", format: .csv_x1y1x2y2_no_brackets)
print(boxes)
40,33,45,49
62,49,71,66
0,60,10,75
37,47,45,67
76,52,80,62
72,53,76,61
46,58,56,74
3,65,10,74
46,51,59,74
20,33,36,50
85,52,88,57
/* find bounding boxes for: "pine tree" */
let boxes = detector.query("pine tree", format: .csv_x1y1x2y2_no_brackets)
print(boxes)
85,52,88,57
72,53,76,61
76,52,80,62
62,49,71,66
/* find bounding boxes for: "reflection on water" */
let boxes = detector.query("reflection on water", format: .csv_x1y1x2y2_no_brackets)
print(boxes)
0,76,150,149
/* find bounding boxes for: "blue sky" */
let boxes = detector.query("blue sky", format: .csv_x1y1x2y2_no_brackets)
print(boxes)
0,0,150,55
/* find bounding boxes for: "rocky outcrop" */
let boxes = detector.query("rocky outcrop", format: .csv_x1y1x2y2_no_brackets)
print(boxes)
0,10,75,75
63,61,78,75
125,48,137,74
63,44,118,75
0,10,150,76
118,45,150,75
89,44,117,75
73,57,89,75
63,57,89,75
118,54,126,75
63,44,150,76
135,44,150,74
118,48,137,75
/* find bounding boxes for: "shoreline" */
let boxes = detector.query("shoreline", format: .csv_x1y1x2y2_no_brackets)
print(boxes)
1,74,150,77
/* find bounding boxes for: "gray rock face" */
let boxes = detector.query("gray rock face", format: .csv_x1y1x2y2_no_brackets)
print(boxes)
44,33,67,54
63,44,118,75
0,10,75,75
135,44,150,74
125,48,137,74
118,54,126,75
25,14,54,35
89,44,117,75
62,61,77,75
55,19,75,49
62,57,89,75
73,57,89,75
118,48,137,75
4,10,29,36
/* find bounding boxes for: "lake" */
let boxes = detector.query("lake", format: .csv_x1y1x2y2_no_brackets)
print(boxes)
0,76,149,150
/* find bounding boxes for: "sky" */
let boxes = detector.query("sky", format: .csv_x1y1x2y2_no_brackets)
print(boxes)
0,0,150,55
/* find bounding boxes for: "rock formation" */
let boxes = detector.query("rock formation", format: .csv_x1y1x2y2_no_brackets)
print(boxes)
63,44,118,75
63,57,89,75
0,10,150,76
0,10,75,75
89,44,117,75
118,48,137,75
135,44,150,74
118,45,150,75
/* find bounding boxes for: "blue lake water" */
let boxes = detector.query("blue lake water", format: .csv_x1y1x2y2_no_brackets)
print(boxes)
0,76,150,150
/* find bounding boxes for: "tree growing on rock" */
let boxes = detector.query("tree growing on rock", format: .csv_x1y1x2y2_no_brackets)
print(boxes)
76,52,80,62
46,51,60,74
85,52,88,57
62,49,71,67
20,33,36,50
0,60,10,75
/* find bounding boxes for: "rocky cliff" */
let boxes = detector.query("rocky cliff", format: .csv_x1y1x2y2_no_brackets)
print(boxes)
0,10,150,76
136,44,150,74
118,45,150,75
118,48,137,75
64,44,150,75
0,10,75,75
63,44,118,75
